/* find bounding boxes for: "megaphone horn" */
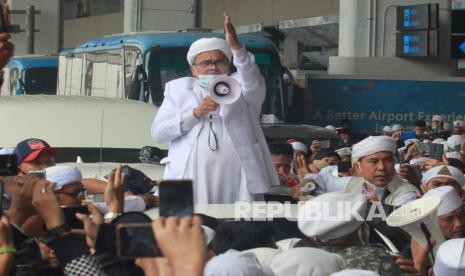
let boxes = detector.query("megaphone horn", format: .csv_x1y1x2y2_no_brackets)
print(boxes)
209,76,241,105
386,196,445,256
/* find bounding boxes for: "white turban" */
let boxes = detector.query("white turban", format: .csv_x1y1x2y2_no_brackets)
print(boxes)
423,186,463,216
298,192,367,241
447,135,465,151
433,238,465,276
392,124,403,132
325,125,336,132
186,37,233,66
290,142,308,154
270,248,345,276
422,165,465,187
454,120,465,128
204,249,274,276
45,165,82,191
433,138,446,144
351,136,396,162
335,147,352,156
382,126,392,133
433,115,444,123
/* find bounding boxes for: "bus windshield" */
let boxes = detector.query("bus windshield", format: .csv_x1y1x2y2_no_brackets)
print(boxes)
23,67,58,95
146,47,283,119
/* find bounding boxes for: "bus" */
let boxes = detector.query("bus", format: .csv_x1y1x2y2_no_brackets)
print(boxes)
1,55,58,95
57,31,293,121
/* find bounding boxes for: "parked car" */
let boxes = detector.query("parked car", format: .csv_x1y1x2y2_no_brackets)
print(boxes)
0,95,165,179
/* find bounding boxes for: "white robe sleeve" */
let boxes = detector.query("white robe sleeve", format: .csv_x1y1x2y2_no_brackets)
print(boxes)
305,173,352,192
151,81,199,144
232,47,266,117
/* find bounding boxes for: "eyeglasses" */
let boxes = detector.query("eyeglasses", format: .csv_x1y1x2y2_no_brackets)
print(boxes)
193,58,229,69
55,188,87,199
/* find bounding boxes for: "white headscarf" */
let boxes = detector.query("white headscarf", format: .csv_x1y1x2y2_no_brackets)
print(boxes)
270,247,345,276
204,249,274,276
290,142,308,154
187,37,233,66
351,136,396,163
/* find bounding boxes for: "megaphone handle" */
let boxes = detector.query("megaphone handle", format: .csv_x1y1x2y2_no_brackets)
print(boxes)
419,222,435,263
208,114,218,151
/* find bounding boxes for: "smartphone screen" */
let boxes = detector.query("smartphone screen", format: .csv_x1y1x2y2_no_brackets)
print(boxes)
159,180,193,217
29,170,46,179
62,206,89,229
337,161,352,172
116,223,161,259
0,154,18,176
431,143,444,161
319,140,331,149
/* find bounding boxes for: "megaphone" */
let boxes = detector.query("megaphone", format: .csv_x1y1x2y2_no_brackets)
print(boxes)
209,76,241,105
387,196,445,256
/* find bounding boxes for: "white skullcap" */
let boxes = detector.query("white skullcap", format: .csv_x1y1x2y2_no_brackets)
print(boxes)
45,165,82,191
351,136,396,162
447,135,465,151
444,122,451,131
325,125,336,132
404,138,420,147
298,192,367,241
270,247,345,276
392,124,403,132
422,165,465,187
423,186,463,216
433,138,446,144
246,247,282,267
331,269,380,276
433,115,444,123
204,249,273,276
0,147,14,155
446,151,461,159
433,238,465,276
454,120,465,128
382,126,393,133
186,37,233,66
290,142,308,154
335,147,352,156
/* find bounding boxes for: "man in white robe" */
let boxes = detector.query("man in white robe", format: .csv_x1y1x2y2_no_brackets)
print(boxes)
151,13,279,203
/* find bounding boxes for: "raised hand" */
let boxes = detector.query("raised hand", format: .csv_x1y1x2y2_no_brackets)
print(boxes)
223,12,241,51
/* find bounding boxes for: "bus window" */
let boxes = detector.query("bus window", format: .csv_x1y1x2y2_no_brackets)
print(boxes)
23,67,58,95
124,48,142,97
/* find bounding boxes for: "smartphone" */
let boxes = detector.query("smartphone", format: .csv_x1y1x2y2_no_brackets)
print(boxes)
0,4,6,33
319,140,331,149
337,161,352,172
62,206,89,229
159,180,193,217
0,154,18,176
411,165,423,182
29,170,46,179
116,223,161,259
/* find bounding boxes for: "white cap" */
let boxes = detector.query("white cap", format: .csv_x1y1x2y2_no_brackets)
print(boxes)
45,165,82,191
422,165,465,187
447,135,465,151
270,248,345,276
187,37,233,66
331,269,380,276
298,192,367,241
433,115,444,123
392,124,403,132
351,136,396,163
382,126,393,133
423,186,463,216
335,147,352,156
290,142,308,154
246,247,282,267
446,152,461,159
204,249,273,276
454,120,465,128
433,238,465,276
325,125,336,132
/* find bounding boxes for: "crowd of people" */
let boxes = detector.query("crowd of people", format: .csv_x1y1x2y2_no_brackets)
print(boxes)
1,6,465,276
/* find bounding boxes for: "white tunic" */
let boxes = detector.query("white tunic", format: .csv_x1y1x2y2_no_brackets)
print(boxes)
184,85,260,203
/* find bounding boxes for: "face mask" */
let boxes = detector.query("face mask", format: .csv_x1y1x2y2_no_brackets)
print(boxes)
197,74,219,89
